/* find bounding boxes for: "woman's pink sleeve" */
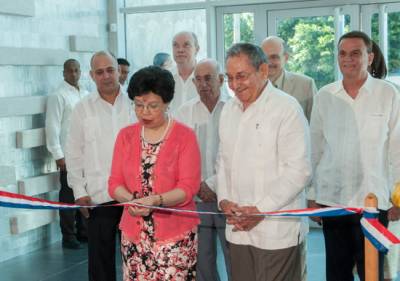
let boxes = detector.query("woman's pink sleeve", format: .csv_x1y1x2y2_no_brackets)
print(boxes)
108,130,126,198
176,129,201,206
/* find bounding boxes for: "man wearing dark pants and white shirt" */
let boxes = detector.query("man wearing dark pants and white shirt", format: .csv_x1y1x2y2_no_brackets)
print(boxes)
261,35,317,281
218,43,311,281
308,31,400,281
45,59,89,249
66,51,134,281
176,58,231,281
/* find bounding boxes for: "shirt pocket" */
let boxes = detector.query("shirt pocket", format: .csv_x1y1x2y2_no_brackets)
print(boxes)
364,114,388,144
83,118,101,175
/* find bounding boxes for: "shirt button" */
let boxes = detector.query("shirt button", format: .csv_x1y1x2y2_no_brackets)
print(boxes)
136,221,140,225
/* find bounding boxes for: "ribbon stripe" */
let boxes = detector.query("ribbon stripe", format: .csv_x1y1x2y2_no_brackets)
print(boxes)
0,190,398,252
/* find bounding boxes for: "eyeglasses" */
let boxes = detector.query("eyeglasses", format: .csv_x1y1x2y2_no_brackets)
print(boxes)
133,102,162,112
193,75,218,84
226,72,254,84
267,54,283,61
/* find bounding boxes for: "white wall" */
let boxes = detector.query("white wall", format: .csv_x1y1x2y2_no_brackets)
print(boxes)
0,0,108,262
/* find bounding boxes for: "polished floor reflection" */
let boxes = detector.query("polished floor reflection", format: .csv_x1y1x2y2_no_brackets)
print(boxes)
0,229,398,281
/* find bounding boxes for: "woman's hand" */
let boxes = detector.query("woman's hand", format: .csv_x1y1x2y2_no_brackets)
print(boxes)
128,195,160,217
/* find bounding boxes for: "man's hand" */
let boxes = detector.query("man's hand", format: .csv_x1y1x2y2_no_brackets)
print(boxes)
232,206,263,232
75,196,92,218
220,199,243,225
128,195,159,217
198,182,217,202
307,200,322,224
56,158,66,172
388,206,400,221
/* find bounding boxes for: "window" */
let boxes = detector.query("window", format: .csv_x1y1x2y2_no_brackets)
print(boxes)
125,9,207,71
277,15,350,88
223,12,255,52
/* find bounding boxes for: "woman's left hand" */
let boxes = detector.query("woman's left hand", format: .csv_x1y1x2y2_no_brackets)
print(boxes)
128,195,158,217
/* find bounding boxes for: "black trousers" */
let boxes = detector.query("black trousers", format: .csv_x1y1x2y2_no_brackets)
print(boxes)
59,170,87,241
322,211,388,281
88,202,122,281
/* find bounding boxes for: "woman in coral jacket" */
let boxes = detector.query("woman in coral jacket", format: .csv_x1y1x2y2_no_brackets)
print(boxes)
108,66,201,281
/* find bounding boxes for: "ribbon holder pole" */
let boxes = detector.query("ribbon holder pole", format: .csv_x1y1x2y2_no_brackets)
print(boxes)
365,193,379,281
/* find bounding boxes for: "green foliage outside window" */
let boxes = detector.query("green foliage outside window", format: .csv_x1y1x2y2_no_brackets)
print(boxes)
279,17,335,89
223,13,255,52
223,12,400,88
350,13,400,76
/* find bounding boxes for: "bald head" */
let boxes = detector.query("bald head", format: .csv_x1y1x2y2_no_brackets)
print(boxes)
193,59,224,110
172,31,199,67
90,51,118,70
89,51,120,95
261,36,286,53
173,31,199,49
195,58,220,75
261,36,288,82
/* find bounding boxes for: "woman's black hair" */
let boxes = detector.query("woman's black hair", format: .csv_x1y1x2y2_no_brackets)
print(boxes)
127,66,175,103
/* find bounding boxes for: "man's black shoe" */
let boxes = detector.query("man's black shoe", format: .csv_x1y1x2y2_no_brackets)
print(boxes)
77,235,88,243
62,239,82,249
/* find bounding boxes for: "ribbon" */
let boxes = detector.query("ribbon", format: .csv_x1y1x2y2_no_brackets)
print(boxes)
361,209,400,253
0,190,398,252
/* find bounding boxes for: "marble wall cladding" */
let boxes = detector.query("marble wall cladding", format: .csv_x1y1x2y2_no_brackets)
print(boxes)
0,0,109,262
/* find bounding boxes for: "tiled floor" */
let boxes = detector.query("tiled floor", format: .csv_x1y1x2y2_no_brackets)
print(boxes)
0,229,398,281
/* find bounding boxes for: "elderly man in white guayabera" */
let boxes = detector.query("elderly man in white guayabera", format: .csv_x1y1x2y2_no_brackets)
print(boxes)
217,43,311,281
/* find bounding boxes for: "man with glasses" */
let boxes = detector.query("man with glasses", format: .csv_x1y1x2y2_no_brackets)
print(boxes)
261,36,317,121
308,31,400,281
217,43,311,281
170,31,199,113
175,59,231,281
66,51,134,281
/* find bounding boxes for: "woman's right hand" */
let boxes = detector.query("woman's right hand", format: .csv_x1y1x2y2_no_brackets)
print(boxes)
128,195,159,217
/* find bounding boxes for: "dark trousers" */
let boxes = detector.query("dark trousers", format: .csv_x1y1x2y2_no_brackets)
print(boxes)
88,202,122,281
59,170,87,241
322,211,388,281
196,201,231,281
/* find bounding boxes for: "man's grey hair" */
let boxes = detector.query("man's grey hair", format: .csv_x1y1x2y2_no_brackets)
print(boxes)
225,43,268,69
196,58,222,74
90,51,118,70
261,36,289,54
173,31,199,49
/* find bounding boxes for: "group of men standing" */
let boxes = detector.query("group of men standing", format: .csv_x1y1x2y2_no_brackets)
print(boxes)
45,29,400,281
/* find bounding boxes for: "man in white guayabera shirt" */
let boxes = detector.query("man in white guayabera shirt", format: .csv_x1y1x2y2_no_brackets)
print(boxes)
66,51,134,281
45,59,89,249
217,43,311,281
175,58,231,281
169,31,199,114
307,31,400,281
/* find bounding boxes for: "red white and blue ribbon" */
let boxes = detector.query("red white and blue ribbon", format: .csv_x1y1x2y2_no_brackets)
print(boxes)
1,190,399,252
361,208,400,253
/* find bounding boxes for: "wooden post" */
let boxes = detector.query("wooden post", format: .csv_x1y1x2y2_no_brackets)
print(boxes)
365,193,378,281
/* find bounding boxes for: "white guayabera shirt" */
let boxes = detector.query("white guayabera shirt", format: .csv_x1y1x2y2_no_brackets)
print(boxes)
65,89,135,204
175,92,230,196
45,81,89,160
217,82,312,250
169,68,197,114
308,75,400,210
